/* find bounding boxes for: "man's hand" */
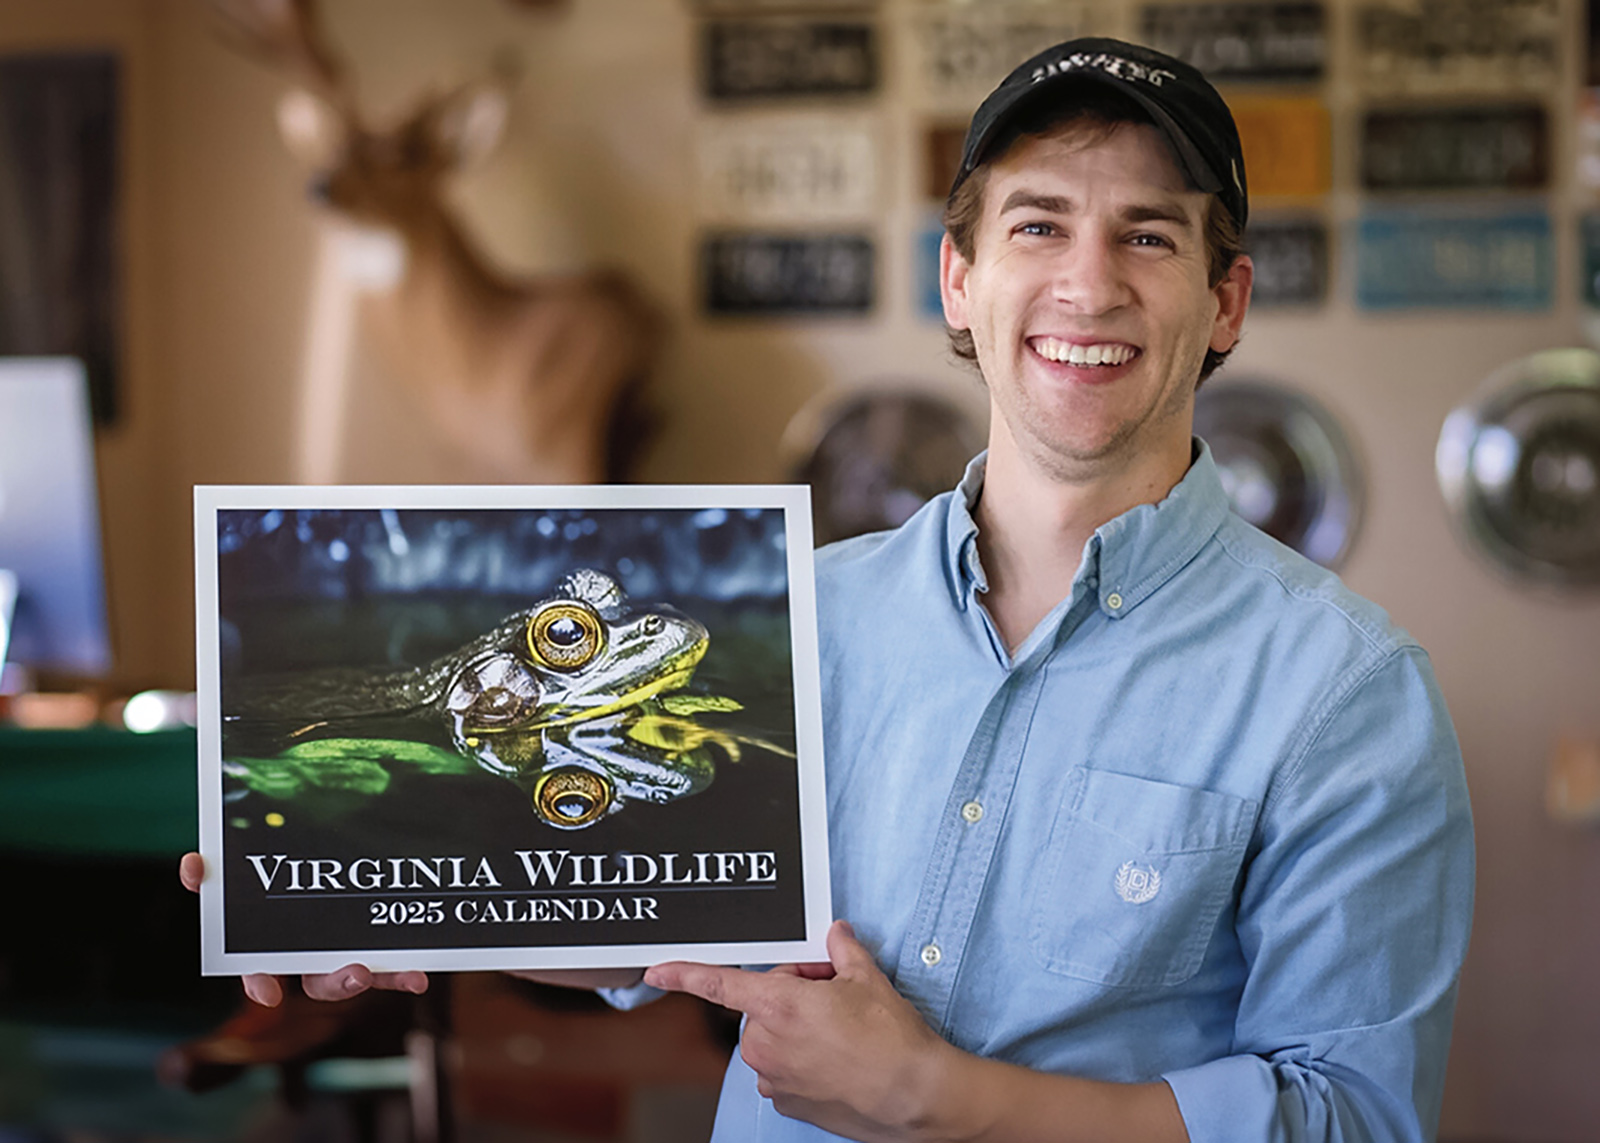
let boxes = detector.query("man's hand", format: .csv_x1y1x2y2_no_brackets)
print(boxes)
178,853,641,1004
644,920,960,1142
179,852,428,1008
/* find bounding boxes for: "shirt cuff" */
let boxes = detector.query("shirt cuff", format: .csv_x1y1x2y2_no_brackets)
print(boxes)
1162,1054,1284,1143
595,980,665,1011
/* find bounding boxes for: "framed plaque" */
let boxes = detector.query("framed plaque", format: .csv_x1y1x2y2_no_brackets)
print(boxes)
1358,0,1560,95
1230,96,1331,197
1244,217,1328,306
702,19,878,101
1361,105,1548,192
1139,2,1326,83
194,486,832,975
696,116,879,224
1355,209,1552,310
702,232,875,315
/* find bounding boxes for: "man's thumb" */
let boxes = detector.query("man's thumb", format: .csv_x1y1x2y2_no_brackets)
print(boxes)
827,919,879,978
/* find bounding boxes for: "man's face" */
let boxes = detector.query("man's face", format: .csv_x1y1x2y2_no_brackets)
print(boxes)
941,121,1251,481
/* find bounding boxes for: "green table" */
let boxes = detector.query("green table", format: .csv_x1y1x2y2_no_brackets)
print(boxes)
0,727,197,857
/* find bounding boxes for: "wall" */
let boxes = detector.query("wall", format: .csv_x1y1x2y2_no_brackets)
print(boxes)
3,0,1597,1137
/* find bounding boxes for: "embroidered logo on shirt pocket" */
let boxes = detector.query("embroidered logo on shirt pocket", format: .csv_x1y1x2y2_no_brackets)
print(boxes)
1029,769,1256,988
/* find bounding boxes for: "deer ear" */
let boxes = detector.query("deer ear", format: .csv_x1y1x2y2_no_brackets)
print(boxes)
435,85,509,170
276,88,342,166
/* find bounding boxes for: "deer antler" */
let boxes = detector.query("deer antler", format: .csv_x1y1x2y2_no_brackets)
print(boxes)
207,0,354,114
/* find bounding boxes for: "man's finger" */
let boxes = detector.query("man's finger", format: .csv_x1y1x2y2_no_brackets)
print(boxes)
643,961,779,1012
302,965,378,1002
370,971,429,995
826,919,880,980
769,960,835,981
242,973,284,1008
179,852,204,894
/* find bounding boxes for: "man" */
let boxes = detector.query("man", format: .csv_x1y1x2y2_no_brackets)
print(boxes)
637,37,1474,1142
185,37,1474,1143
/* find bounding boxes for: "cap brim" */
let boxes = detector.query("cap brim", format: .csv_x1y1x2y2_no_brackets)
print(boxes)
961,72,1226,200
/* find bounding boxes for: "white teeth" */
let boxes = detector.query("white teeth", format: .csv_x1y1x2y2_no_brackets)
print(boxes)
1033,339,1135,366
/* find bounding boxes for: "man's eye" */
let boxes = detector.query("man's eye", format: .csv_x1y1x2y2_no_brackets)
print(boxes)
1017,221,1055,237
1129,233,1174,249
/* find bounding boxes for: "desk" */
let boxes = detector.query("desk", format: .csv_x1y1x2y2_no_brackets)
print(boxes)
0,726,220,1022
0,727,196,857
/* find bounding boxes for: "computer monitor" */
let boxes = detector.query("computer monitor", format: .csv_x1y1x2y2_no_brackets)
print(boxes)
0,357,112,678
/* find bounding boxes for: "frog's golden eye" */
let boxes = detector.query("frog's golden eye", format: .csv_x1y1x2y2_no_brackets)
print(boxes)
527,602,605,670
532,767,613,828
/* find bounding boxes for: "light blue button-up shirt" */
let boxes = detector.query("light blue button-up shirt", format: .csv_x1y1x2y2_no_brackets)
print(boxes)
700,443,1474,1142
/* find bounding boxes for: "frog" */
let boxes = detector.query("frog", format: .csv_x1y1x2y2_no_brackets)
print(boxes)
223,569,800,828
231,569,710,743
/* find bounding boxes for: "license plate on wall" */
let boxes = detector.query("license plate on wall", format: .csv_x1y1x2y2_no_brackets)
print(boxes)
1230,97,1330,197
1355,0,1561,95
908,4,1101,110
1355,210,1552,310
1139,2,1326,83
702,233,876,315
1245,218,1328,307
702,19,879,100
696,117,879,224
1361,106,1548,191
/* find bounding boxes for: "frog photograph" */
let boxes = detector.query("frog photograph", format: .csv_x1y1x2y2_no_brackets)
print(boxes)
198,497,821,967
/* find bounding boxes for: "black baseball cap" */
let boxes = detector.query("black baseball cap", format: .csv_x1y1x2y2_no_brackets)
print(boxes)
951,37,1248,230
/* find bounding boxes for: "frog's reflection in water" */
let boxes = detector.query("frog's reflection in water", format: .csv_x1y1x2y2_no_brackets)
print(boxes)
467,701,792,829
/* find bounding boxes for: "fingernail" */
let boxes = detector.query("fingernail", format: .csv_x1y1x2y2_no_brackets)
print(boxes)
642,968,662,988
340,973,362,993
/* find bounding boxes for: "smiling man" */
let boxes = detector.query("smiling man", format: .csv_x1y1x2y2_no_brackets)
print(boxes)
181,36,1473,1143
641,37,1475,1143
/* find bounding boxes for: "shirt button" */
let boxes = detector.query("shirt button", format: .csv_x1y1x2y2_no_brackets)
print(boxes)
1106,592,1124,610
920,942,942,967
960,801,983,823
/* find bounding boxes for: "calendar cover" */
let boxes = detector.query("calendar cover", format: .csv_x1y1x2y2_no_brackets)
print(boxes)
193,485,830,975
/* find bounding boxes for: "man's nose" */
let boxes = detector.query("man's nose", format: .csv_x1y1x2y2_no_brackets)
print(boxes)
1052,234,1131,315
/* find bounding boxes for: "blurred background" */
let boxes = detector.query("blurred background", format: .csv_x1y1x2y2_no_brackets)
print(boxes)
1,0,1598,1139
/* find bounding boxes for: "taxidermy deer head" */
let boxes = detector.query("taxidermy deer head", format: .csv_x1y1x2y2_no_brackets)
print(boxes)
209,0,657,484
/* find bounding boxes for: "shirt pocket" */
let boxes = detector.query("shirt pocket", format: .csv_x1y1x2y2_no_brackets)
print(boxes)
1028,768,1256,988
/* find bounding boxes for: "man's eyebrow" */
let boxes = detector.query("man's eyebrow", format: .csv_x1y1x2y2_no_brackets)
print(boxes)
998,190,1074,215
1122,203,1195,226
996,191,1198,228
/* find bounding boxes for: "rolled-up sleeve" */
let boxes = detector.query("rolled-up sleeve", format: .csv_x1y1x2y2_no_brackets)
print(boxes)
1163,646,1474,1143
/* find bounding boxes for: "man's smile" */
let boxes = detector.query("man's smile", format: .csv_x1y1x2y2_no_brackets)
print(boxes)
1026,335,1142,375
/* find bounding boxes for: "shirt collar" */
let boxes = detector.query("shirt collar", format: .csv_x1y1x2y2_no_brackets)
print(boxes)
945,451,989,608
944,440,1232,618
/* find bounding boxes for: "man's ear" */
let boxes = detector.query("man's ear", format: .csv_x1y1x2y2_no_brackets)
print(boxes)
940,232,972,332
1210,253,1253,354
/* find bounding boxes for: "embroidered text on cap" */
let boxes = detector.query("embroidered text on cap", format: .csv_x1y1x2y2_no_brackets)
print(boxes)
1031,52,1179,88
